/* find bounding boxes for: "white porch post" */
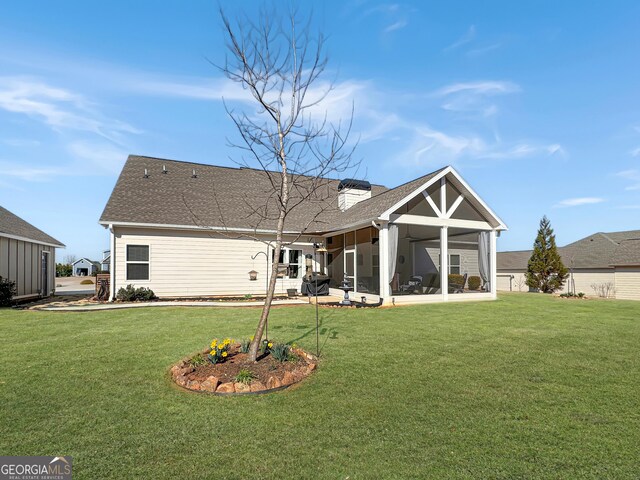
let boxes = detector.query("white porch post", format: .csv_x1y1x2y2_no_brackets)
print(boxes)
109,225,116,301
441,226,448,301
490,229,497,299
379,223,390,299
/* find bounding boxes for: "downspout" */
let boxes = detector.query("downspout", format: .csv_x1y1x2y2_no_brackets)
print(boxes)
109,224,115,301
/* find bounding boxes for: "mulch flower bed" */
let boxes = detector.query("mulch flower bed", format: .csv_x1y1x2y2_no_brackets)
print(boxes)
171,343,317,395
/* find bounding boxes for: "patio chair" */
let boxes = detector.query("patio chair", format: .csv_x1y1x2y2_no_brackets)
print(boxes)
399,275,423,294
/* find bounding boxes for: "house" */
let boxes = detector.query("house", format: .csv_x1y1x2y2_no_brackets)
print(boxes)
71,258,101,276
99,155,507,304
101,250,110,272
0,206,64,300
497,229,640,300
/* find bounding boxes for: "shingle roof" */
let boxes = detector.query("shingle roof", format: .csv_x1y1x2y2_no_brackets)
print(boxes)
610,238,640,266
100,155,451,234
326,168,447,231
496,250,531,270
0,206,64,247
497,230,640,270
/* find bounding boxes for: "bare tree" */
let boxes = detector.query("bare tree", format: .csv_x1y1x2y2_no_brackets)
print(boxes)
217,7,358,361
513,275,527,292
63,254,77,265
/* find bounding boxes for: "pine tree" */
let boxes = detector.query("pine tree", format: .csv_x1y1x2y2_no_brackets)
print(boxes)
525,216,568,293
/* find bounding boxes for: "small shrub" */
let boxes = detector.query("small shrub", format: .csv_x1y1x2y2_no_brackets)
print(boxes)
235,369,256,384
578,292,585,298
189,353,207,367
0,276,16,307
208,338,233,365
243,294,253,300
240,338,251,353
468,276,481,291
116,284,156,302
448,274,465,287
80,279,94,285
269,342,291,363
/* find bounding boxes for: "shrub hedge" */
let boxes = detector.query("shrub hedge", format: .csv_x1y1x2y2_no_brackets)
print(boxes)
468,276,481,291
116,284,156,302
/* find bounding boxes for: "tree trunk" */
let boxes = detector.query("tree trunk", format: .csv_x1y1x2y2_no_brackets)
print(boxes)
247,135,289,362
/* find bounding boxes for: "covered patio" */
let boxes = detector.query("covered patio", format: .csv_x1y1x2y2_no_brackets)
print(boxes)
323,168,505,304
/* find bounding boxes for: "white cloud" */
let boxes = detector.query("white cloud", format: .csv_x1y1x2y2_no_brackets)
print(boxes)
434,81,520,97
1,138,40,147
0,160,65,182
361,3,410,35
67,140,129,174
615,169,640,190
554,197,605,208
434,80,520,118
443,25,476,52
466,43,502,57
0,76,140,144
384,20,408,33
631,147,640,157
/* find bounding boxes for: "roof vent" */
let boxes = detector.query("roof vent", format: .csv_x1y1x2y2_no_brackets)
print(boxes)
192,169,197,178
143,168,149,178
162,165,168,174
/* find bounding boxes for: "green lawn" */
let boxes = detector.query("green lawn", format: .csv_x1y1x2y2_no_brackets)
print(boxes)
1,294,639,479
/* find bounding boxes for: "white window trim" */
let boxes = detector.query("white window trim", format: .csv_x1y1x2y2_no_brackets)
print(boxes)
126,244,150,281
439,253,461,275
272,247,304,280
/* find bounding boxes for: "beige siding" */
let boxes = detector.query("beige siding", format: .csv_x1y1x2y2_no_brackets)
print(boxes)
564,269,615,296
0,236,56,298
496,270,527,291
113,227,319,298
497,268,616,296
614,267,640,300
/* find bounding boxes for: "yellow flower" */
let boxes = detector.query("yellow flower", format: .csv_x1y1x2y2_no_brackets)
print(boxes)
222,351,228,358
267,342,273,348
250,336,254,341
218,344,224,350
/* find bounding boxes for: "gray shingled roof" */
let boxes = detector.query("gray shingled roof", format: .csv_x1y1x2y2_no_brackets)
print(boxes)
610,238,640,266
326,168,447,231
100,155,451,234
498,230,640,270
0,206,64,247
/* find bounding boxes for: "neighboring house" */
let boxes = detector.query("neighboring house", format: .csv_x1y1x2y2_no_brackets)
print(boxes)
0,206,64,300
99,155,506,304
71,258,100,276
497,229,640,300
101,250,110,272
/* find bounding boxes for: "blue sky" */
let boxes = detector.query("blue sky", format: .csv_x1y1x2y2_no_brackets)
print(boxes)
1,0,639,260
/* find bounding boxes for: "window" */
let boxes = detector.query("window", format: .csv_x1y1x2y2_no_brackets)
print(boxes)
438,254,461,275
288,249,302,279
126,245,149,280
271,247,303,279
449,254,461,275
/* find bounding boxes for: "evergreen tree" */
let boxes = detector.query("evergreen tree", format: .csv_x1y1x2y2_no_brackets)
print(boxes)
525,216,568,293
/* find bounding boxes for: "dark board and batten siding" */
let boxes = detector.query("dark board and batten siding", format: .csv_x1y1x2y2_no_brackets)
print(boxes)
0,236,55,298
